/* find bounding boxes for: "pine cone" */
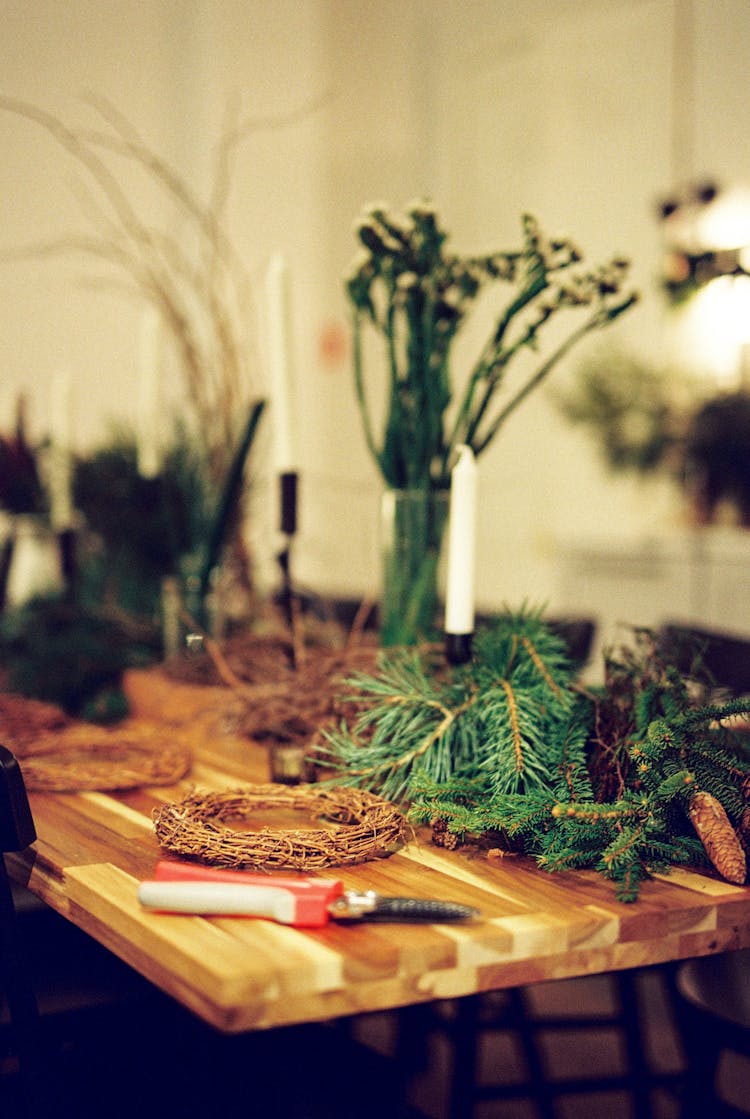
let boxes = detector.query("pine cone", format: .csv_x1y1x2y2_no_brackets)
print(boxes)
737,805,750,859
689,791,747,885
430,817,460,849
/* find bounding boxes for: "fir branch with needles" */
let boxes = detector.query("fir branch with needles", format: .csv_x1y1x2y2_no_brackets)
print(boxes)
318,609,750,901
316,607,580,804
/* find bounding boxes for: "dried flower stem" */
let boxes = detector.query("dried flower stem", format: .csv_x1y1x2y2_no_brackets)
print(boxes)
346,202,638,491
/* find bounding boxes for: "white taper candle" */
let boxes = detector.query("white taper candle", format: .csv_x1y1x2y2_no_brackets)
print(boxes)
49,366,74,530
444,444,477,640
264,252,296,474
137,306,162,479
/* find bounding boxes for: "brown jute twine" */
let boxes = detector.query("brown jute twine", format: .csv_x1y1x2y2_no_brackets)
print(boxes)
152,784,410,870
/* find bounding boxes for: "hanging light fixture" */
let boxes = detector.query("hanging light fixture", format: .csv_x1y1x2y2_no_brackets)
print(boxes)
657,0,750,303
659,182,750,301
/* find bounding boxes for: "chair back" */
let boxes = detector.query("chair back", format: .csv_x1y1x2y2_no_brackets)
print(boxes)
0,744,54,1119
0,744,36,853
659,623,750,695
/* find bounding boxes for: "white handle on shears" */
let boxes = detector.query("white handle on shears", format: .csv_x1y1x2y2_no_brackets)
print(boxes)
137,880,297,923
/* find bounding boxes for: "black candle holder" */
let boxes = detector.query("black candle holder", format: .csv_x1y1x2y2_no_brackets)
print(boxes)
279,471,298,536
445,631,473,666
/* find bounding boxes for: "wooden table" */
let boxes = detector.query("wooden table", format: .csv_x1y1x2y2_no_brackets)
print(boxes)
8,669,750,1035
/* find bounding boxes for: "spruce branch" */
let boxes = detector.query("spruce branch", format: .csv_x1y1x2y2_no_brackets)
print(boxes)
317,612,750,900
317,608,578,803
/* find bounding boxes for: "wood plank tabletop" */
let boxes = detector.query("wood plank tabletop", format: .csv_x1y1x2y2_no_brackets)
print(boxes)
7,668,750,1034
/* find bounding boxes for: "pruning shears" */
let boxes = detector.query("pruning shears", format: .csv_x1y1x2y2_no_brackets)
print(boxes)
137,860,480,927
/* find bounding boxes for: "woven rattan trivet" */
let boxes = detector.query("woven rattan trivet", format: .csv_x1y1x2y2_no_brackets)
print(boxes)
152,783,410,870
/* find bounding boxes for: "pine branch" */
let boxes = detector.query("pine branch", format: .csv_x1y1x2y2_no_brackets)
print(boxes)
320,614,750,901
317,609,580,802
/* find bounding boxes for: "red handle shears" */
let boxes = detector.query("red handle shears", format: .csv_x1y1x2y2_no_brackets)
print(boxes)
137,860,479,926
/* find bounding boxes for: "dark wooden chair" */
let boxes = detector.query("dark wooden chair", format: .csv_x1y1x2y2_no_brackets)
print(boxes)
392,965,683,1119
673,950,750,1118
0,742,54,1118
659,622,750,696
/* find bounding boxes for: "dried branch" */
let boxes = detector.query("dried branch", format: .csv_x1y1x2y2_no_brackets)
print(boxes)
0,92,263,481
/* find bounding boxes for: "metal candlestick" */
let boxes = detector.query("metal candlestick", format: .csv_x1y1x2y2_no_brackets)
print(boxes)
445,631,473,665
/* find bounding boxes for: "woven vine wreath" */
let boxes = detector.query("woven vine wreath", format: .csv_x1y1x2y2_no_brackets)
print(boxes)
152,784,410,871
15,726,192,793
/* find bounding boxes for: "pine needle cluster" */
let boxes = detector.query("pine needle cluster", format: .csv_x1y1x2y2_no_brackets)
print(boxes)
318,609,578,802
316,613,750,901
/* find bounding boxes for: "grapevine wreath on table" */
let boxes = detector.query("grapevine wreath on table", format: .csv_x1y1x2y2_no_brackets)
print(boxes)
152,783,410,871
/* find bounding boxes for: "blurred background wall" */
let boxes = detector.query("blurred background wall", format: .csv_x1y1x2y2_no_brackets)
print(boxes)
1,0,749,636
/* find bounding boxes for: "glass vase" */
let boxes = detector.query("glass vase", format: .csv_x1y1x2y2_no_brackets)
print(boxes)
379,488,449,647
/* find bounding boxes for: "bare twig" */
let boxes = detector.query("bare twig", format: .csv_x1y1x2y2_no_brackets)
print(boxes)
0,92,263,482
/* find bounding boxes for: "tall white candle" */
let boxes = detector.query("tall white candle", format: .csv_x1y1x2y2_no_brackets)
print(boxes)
444,444,477,636
137,306,162,478
49,366,74,530
264,252,296,473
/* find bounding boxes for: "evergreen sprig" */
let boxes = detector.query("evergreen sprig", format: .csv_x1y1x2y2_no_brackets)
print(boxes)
317,607,579,803
318,610,750,902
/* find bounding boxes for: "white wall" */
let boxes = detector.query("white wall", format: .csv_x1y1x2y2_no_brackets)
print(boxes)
1,0,748,614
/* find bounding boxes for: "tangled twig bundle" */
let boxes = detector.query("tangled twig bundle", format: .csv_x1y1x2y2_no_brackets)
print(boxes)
164,630,380,748
0,92,257,481
152,784,410,870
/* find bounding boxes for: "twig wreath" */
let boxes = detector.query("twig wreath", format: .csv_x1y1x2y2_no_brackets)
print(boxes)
152,784,410,870
15,727,192,792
